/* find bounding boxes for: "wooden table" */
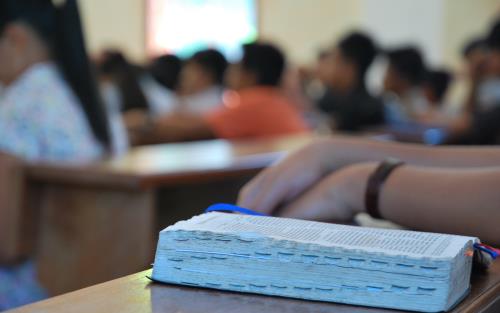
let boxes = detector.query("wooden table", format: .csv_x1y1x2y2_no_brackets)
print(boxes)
21,134,316,296
9,260,500,313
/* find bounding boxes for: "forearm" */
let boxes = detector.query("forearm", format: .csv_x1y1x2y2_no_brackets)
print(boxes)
315,136,500,172
379,166,500,245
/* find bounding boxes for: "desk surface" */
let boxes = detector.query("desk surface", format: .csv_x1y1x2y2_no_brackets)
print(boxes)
26,134,316,189
10,261,500,313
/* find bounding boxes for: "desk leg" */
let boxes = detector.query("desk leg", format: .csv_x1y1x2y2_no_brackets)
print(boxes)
35,185,155,296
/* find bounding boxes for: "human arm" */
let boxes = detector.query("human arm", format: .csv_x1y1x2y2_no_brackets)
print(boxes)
238,135,500,214
275,162,500,246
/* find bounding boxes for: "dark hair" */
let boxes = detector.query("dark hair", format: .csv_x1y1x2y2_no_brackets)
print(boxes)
385,46,427,85
337,32,378,79
150,54,182,91
462,37,486,58
99,50,149,112
189,49,227,85
425,69,453,103
241,43,286,87
0,0,111,149
486,19,500,50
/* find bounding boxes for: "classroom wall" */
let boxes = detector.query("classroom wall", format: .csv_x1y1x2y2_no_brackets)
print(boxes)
78,0,146,62
78,0,499,67
257,0,360,65
442,0,500,69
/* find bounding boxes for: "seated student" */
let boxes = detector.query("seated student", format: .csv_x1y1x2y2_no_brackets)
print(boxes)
135,42,309,144
98,51,176,150
420,69,454,123
461,36,500,113
0,0,111,309
382,46,429,124
149,53,182,115
461,37,488,113
98,50,150,113
177,49,228,115
238,136,500,246
316,32,385,132
445,19,500,144
423,70,452,108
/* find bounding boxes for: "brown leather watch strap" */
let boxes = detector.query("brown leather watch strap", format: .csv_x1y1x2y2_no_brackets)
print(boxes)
365,159,405,219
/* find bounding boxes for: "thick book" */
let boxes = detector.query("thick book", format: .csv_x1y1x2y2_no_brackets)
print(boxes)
152,212,477,312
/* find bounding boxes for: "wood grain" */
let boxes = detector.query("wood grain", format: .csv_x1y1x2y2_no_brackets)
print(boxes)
26,135,315,188
0,153,26,264
35,185,155,295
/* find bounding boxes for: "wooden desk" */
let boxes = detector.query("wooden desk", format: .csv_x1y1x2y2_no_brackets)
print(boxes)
23,135,316,296
9,261,500,313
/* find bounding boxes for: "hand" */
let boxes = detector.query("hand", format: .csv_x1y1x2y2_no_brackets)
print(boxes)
237,139,334,215
278,163,375,223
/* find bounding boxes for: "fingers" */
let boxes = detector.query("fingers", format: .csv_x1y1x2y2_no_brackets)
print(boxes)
238,166,288,215
279,174,353,222
237,142,329,215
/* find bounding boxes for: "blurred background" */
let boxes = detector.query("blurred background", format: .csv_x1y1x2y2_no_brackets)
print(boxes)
81,0,497,67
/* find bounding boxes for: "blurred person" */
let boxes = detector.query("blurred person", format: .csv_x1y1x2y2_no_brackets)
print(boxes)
0,0,110,162
460,37,495,113
423,70,453,108
420,69,454,123
0,0,111,309
177,48,228,115
382,46,429,124
141,54,180,116
98,51,178,150
303,49,331,101
98,50,149,113
133,42,309,144
445,19,500,144
316,32,385,132
150,54,182,92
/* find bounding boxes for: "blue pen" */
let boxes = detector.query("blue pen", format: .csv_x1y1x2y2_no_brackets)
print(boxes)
205,203,268,216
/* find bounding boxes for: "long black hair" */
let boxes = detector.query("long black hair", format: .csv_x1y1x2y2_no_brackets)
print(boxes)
0,0,111,149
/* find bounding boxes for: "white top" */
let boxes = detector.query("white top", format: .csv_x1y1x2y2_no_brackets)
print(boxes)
100,82,129,156
178,86,224,115
139,75,179,117
0,62,102,163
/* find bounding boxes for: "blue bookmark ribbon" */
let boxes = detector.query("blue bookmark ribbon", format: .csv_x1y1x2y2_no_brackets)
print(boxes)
474,243,499,259
205,203,268,216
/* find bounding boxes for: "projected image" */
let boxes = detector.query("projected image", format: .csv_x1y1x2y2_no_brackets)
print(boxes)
147,0,257,60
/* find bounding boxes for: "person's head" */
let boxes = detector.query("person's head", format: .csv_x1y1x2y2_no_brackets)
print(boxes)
226,42,286,91
325,32,378,92
383,46,427,95
179,49,227,95
150,54,182,91
0,0,110,148
98,50,131,79
423,69,453,106
485,19,500,77
462,37,487,63
462,37,488,80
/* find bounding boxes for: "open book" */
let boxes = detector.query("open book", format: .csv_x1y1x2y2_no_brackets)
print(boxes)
152,212,477,312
